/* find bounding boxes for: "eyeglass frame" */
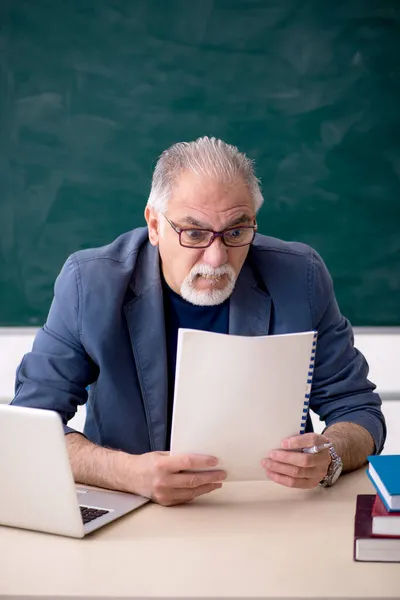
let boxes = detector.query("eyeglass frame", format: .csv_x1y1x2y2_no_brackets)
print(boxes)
162,214,258,249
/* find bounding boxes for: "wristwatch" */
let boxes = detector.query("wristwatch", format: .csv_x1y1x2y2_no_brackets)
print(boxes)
319,444,343,487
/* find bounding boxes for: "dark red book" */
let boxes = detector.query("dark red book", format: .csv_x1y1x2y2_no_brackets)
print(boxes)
372,494,400,536
354,495,400,562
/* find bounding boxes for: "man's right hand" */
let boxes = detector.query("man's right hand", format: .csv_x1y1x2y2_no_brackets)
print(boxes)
131,451,227,506
66,433,226,507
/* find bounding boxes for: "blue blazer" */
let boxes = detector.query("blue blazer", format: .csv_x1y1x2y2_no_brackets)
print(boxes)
12,228,386,453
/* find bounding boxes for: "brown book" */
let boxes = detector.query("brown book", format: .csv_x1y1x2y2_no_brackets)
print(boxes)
354,495,400,562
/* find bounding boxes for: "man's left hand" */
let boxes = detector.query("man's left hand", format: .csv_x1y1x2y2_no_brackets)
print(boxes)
262,433,332,489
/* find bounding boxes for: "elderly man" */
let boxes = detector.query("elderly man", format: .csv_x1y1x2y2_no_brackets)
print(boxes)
12,137,385,505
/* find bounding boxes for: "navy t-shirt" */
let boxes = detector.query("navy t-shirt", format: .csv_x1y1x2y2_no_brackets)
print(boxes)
162,278,229,447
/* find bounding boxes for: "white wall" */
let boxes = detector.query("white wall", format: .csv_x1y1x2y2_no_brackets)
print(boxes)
1,327,399,453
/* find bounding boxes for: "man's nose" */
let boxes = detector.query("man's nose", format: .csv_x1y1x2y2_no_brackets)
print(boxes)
202,236,228,268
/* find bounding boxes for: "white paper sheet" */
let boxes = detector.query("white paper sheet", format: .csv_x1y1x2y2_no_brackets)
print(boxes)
170,329,317,481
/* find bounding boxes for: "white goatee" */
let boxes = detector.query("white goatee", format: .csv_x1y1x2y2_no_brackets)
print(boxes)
180,263,237,306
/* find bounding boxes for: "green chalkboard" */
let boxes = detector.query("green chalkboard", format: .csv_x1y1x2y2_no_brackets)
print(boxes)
0,0,399,326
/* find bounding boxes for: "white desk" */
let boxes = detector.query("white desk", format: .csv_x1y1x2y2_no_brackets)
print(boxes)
1,469,399,599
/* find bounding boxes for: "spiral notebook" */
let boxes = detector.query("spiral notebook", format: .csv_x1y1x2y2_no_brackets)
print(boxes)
170,329,318,481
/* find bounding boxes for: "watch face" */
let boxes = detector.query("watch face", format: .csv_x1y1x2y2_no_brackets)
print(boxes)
319,449,343,487
330,461,342,485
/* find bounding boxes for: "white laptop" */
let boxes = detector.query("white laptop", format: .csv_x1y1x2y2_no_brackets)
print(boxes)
0,404,149,538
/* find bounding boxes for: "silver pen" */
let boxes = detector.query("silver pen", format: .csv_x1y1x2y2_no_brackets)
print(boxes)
302,442,332,454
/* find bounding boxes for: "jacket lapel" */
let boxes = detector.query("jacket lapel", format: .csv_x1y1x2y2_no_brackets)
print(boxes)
229,259,272,336
124,242,168,451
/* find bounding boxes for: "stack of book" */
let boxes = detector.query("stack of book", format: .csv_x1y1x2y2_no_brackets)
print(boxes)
354,455,400,562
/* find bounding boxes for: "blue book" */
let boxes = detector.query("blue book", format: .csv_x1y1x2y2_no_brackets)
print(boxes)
367,455,400,512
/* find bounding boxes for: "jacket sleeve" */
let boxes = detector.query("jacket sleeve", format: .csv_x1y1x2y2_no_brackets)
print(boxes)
309,251,386,453
12,255,99,434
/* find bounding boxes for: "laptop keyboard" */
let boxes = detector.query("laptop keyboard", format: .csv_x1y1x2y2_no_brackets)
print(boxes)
79,505,110,524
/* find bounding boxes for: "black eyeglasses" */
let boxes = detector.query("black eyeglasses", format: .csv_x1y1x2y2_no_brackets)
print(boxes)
162,214,257,249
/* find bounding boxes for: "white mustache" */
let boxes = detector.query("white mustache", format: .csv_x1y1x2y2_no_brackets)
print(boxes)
181,263,237,306
187,264,235,283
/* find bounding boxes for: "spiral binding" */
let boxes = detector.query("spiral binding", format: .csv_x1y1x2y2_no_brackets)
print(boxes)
299,331,318,434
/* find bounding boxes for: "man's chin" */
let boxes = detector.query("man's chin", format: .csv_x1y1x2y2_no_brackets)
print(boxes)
180,281,236,306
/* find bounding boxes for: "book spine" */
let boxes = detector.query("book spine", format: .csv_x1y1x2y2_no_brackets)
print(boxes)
300,331,318,434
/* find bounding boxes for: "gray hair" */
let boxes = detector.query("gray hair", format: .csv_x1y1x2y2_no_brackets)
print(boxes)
147,136,263,213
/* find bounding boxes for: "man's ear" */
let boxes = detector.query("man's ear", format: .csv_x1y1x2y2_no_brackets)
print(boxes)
144,206,160,246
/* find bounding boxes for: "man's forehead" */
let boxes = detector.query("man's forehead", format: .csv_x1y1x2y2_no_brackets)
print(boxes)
169,172,254,219
179,213,253,229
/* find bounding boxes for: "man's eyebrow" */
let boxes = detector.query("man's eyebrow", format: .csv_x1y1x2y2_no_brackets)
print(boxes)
227,214,253,227
180,216,208,228
180,214,253,229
